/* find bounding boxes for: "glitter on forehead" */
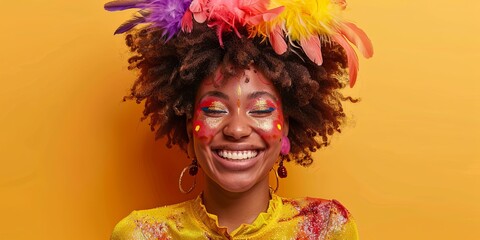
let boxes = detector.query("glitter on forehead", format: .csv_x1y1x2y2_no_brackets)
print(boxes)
236,83,242,96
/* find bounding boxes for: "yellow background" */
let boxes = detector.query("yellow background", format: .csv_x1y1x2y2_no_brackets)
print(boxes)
1,0,479,239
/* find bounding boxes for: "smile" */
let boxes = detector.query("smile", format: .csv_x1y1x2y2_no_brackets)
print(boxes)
216,150,259,160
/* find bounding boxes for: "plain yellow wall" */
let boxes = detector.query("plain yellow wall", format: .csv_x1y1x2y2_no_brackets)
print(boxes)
1,0,479,239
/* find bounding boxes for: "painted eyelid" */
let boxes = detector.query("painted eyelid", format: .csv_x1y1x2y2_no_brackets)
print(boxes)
200,102,229,113
249,107,276,113
201,107,228,112
198,99,228,111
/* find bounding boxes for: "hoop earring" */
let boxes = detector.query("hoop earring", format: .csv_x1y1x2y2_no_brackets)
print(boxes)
269,168,280,193
178,159,198,194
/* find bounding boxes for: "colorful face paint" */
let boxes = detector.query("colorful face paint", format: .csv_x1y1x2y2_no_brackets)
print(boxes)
247,98,284,140
193,98,228,141
191,66,287,194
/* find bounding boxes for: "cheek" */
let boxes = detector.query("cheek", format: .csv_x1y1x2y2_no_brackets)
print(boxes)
253,109,285,140
193,115,223,142
253,119,283,140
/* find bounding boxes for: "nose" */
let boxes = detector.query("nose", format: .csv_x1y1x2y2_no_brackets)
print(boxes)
223,114,252,140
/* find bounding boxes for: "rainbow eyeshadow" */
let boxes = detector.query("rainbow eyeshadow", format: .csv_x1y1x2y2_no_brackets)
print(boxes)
250,99,276,114
193,98,228,140
199,99,228,114
248,98,284,140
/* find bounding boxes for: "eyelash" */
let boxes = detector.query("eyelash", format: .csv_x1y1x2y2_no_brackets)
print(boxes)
200,106,276,115
201,107,227,114
249,107,276,114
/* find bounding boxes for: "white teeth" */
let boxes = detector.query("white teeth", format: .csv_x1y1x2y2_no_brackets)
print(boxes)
217,150,259,160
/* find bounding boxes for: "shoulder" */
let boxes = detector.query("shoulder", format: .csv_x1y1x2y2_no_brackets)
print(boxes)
110,200,193,240
280,196,359,240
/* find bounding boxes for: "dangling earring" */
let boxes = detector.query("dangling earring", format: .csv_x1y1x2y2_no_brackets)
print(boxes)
178,158,198,194
277,136,290,178
277,159,287,178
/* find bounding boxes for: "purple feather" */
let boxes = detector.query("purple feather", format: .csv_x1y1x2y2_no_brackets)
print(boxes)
104,0,147,11
146,0,192,40
105,0,192,40
114,15,147,34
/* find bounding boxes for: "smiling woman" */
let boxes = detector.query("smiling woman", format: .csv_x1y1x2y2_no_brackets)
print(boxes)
192,67,285,195
105,0,372,239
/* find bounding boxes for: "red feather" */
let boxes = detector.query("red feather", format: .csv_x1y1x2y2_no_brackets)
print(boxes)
181,9,193,33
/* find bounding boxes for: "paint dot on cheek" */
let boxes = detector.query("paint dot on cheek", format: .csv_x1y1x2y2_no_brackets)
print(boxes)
277,124,282,131
195,125,201,132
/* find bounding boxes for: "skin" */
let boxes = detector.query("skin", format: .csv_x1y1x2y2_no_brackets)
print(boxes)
187,65,288,232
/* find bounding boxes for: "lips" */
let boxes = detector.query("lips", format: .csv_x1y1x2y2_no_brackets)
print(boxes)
216,150,259,160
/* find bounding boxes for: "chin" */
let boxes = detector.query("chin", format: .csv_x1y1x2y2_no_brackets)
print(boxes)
209,171,266,193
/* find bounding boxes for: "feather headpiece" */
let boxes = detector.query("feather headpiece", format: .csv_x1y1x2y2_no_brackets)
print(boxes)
105,0,373,87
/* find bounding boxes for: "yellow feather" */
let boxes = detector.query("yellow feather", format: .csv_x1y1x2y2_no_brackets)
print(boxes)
251,0,344,41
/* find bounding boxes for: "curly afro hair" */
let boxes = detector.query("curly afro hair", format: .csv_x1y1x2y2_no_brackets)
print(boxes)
123,23,355,166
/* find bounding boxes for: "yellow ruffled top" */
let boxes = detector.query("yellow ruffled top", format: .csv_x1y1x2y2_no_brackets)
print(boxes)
111,194,359,240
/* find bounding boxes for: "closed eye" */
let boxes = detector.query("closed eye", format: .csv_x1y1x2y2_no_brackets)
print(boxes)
249,107,276,115
201,107,228,114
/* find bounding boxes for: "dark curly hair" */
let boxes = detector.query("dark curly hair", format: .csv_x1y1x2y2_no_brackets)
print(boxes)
124,23,354,166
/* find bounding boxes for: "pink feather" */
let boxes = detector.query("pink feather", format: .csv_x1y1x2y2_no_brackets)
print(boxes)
340,22,374,58
190,0,282,46
300,36,323,65
246,6,284,25
332,34,359,87
190,0,207,23
269,25,287,55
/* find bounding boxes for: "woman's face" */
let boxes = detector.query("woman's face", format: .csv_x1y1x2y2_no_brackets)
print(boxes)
190,66,287,193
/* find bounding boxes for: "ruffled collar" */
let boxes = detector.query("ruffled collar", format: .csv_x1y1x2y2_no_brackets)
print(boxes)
189,193,283,238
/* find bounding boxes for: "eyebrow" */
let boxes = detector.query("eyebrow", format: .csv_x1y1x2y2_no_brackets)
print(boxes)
198,91,229,101
247,91,278,102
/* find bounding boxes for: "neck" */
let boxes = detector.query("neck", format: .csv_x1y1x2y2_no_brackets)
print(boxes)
202,177,271,233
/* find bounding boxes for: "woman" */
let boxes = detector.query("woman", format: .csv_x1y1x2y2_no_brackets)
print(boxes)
105,0,373,239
